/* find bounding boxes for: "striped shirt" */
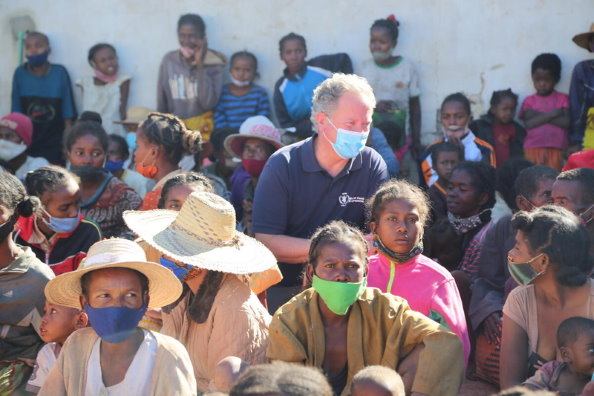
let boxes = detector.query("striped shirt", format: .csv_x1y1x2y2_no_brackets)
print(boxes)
213,84,271,128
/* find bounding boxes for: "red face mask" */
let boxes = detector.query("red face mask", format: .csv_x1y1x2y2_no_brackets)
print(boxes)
242,158,267,177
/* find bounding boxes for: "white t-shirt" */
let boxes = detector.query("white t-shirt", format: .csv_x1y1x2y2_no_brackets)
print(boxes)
27,342,59,393
85,329,157,396
15,156,50,180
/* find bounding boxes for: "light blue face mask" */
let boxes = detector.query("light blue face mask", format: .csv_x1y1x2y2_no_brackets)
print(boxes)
325,119,369,159
43,211,80,234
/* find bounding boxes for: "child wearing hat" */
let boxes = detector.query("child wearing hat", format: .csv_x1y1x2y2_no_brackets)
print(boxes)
38,238,196,395
570,23,594,150
0,113,49,180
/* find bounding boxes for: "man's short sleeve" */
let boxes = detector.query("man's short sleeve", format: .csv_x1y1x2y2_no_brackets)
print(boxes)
252,153,290,235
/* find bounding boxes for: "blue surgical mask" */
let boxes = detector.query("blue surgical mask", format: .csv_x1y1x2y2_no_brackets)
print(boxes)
104,159,125,172
325,119,369,159
85,304,147,343
42,211,80,234
27,51,49,68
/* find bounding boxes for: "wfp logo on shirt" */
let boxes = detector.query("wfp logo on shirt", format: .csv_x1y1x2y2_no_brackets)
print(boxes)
338,193,365,207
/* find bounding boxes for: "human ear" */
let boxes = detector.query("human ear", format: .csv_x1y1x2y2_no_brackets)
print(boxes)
478,192,489,207
369,221,377,234
75,312,89,329
516,196,531,212
560,346,572,363
535,254,549,273
79,294,88,310
305,263,315,283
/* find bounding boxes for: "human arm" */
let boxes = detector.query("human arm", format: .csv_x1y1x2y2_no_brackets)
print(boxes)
119,79,130,121
369,127,400,177
11,68,22,112
156,57,169,113
569,62,588,144
409,96,422,156
273,78,295,129
256,87,272,119
194,52,224,112
510,124,526,158
255,233,310,264
37,350,67,396
213,88,228,128
60,67,77,120
500,312,529,389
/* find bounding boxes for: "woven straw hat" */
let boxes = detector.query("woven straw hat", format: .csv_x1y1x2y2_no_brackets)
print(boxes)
44,238,182,309
113,106,155,125
573,23,594,52
123,192,277,274
224,115,283,158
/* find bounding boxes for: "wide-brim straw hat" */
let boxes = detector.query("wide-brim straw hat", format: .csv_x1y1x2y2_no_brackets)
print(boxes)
224,115,283,158
114,106,155,125
44,238,182,309
123,191,277,274
573,23,594,52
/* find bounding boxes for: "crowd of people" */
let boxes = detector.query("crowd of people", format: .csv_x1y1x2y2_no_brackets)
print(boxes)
2,10,594,396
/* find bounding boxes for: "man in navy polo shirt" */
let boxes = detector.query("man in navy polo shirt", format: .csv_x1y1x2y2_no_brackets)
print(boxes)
253,73,389,312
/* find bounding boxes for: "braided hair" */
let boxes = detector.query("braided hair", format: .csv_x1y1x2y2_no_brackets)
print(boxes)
0,172,40,219
24,166,79,199
138,112,202,166
157,171,214,209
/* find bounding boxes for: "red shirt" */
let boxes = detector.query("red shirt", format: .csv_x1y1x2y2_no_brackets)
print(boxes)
492,123,516,166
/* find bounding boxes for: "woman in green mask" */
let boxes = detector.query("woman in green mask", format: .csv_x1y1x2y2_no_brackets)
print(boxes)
267,220,465,396
500,205,594,390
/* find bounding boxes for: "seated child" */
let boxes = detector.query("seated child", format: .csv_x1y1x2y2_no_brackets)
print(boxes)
77,43,130,137
106,134,153,198
214,51,271,128
200,126,239,197
0,112,49,179
273,33,352,140
267,220,464,396
520,53,570,171
427,141,463,221
470,89,526,166
16,166,101,275
351,365,405,396
523,317,594,395
26,302,88,394
420,92,495,186
11,31,77,164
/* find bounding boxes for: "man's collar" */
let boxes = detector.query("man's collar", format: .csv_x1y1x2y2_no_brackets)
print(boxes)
300,135,363,175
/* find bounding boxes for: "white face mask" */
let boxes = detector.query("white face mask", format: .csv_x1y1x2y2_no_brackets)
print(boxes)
230,76,251,87
0,140,27,161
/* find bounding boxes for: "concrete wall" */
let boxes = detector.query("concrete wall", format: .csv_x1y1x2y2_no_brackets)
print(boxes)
1,0,593,143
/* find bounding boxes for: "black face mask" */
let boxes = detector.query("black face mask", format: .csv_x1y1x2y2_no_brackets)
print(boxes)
0,218,15,244
69,165,107,183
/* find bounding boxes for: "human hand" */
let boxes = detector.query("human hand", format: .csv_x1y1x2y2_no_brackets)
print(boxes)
193,38,207,67
580,380,594,396
375,100,393,113
483,312,502,345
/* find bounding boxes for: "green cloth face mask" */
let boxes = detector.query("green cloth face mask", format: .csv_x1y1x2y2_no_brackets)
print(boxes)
312,275,367,315
507,253,545,286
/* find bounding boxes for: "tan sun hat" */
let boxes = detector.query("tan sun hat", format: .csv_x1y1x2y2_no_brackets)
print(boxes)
224,115,283,158
123,191,277,274
114,106,155,125
44,238,183,309
573,23,594,52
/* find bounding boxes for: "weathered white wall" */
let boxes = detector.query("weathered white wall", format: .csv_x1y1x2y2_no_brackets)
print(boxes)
1,0,593,143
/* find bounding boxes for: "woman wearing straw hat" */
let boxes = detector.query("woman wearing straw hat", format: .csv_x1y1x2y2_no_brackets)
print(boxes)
123,191,276,393
569,23,594,150
224,115,283,236
38,238,196,395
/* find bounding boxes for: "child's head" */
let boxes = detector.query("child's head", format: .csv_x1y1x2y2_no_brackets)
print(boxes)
209,126,239,168
351,366,405,396
427,218,463,271
558,316,594,377
39,301,87,344
107,134,129,167
279,33,307,75
514,165,558,211
367,180,429,256
24,31,50,66
447,161,496,218
440,93,472,140
136,112,202,172
230,51,258,87
0,113,33,161
0,172,39,242
24,166,80,222
64,121,109,169
306,221,368,286
531,53,561,97
369,15,399,61
489,89,519,124
79,111,102,125
158,171,214,210
496,158,534,212
431,141,464,182
88,43,118,78
177,13,206,51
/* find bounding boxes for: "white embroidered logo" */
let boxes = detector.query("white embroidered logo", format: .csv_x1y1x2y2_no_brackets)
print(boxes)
338,193,365,207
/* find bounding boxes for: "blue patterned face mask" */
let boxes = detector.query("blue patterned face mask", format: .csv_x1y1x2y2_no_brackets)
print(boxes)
159,256,202,281
325,119,369,159
85,304,146,343
104,159,125,172
27,51,49,67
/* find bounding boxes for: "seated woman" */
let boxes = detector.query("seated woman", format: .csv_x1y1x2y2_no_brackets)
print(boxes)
15,166,101,275
0,172,54,394
135,112,202,210
366,179,470,363
0,113,49,179
123,191,277,392
39,238,196,395
500,205,594,389
267,220,464,396
64,121,141,238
